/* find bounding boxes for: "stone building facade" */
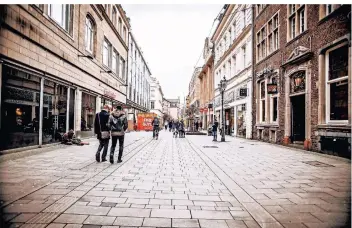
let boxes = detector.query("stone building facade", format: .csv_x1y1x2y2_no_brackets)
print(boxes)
126,32,151,130
0,4,130,151
150,77,164,119
199,37,215,130
252,4,351,158
212,4,253,139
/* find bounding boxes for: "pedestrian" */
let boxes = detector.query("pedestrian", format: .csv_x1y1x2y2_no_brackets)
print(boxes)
195,121,199,132
165,121,168,131
152,116,160,139
169,121,173,132
212,118,219,141
108,105,128,164
94,105,111,162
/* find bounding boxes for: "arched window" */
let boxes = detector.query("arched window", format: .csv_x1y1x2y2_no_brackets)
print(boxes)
112,7,117,26
85,16,94,53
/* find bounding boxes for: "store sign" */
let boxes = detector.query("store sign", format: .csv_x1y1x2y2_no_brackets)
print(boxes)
239,88,247,97
256,66,273,78
208,103,213,109
267,84,278,94
104,90,116,99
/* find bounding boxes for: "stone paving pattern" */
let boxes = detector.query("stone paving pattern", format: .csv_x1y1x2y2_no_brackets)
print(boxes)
0,132,350,228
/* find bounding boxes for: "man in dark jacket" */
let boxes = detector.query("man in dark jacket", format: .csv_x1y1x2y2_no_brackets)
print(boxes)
108,105,128,164
94,105,111,162
152,116,160,138
212,118,219,141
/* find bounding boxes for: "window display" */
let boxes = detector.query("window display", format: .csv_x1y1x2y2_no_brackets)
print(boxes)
236,104,246,137
1,66,41,150
42,80,68,144
81,93,96,132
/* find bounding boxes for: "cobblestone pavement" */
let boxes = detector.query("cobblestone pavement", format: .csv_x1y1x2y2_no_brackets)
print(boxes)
0,131,350,228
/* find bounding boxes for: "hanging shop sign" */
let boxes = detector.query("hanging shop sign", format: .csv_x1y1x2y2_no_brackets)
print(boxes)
208,103,213,109
239,88,247,97
267,83,278,94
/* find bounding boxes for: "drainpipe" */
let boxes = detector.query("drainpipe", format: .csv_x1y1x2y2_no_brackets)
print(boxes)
251,4,255,139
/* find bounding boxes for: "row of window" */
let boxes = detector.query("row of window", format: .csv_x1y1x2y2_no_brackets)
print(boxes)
215,5,250,63
103,4,127,42
256,5,341,62
257,44,349,124
102,39,126,80
215,43,250,85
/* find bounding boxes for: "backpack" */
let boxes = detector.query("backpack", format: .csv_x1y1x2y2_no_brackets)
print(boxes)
111,115,125,132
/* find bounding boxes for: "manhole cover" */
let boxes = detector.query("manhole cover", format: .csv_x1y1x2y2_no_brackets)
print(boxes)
203,146,218,148
302,161,334,167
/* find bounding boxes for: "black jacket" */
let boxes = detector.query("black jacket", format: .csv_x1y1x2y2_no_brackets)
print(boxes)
94,110,110,134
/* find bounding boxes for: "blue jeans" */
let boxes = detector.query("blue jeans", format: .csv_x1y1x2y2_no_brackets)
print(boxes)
212,131,217,140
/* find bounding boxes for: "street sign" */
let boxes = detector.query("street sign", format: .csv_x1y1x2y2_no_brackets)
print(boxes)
239,88,247,97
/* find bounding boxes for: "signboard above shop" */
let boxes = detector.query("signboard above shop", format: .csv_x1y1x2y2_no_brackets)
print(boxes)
104,89,116,99
267,83,278,94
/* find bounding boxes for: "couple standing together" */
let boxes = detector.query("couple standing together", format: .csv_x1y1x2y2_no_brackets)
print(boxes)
94,105,128,164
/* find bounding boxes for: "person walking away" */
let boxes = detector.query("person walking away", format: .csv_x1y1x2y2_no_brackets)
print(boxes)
108,105,128,164
212,118,219,141
195,121,199,132
179,119,185,137
165,121,168,131
152,116,160,138
94,105,111,162
169,121,173,132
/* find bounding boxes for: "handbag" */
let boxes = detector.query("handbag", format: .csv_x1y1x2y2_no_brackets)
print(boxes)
98,113,110,139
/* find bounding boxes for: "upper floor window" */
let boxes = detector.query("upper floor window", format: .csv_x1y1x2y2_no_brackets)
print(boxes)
288,5,306,40
319,4,341,20
118,17,122,35
112,7,117,26
256,4,266,17
48,4,72,33
243,7,247,27
85,16,94,53
103,39,111,67
123,26,127,42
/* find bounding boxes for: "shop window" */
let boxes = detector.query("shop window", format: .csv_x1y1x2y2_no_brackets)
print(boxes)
259,81,266,123
42,80,68,145
236,104,246,137
1,67,41,150
85,16,95,54
326,44,349,122
81,93,96,132
48,4,72,34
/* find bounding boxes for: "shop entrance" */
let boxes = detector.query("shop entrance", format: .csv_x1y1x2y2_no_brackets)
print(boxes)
291,95,305,142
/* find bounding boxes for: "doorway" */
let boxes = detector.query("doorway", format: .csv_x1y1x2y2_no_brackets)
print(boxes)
291,95,305,142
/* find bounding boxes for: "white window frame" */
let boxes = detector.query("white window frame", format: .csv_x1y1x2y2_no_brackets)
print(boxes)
85,16,94,53
112,50,117,73
112,7,117,26
269,77,278,123
259,80,266,123
232,55,236,77
325,42,349,124
48,4,71,32
288,5,306,41
242,45,246,69
103,39,111,67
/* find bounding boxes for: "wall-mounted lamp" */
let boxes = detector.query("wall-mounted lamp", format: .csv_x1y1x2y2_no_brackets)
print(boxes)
78,54,93,60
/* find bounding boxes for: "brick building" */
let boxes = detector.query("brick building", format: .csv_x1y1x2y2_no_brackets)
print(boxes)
252,4,351,158
0,4,130,151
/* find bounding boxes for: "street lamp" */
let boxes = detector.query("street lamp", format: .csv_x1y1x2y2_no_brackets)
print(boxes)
218,76,227,142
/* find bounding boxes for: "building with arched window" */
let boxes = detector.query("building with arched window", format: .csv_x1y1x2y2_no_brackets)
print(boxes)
0,4,130,151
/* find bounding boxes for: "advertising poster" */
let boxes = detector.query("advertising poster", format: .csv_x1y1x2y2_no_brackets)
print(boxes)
137,113,157,131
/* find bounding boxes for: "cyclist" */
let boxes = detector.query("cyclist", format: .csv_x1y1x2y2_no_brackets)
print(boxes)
152,116,160,139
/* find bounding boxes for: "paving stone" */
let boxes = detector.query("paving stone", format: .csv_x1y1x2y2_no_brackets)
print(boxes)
10,213,37,223
151,209,191,218
172,218,200,227
126,198,149,204
108,208,151,217
225,220,247,228
272,213,322,223
26,212,60,224
199,219,229,228
113,216,144,226
4,203,50,213
149,199,171,205
143,218,171,227
191,210,232,219
102,197,127,204
65,205,110,216
172,200,194,206
83,216,116,225
64,225,83,228
46,224,66,228
54,214,88,224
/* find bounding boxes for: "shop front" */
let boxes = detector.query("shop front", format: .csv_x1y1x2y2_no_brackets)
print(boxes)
235,104,246,138
0,65,75,150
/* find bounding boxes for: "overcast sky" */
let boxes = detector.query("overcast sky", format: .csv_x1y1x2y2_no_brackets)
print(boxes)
123,4,222,103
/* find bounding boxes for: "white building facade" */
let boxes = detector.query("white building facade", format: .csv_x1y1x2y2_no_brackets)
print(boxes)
213,4,253,139
126,32,151,129
150,77,164,118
